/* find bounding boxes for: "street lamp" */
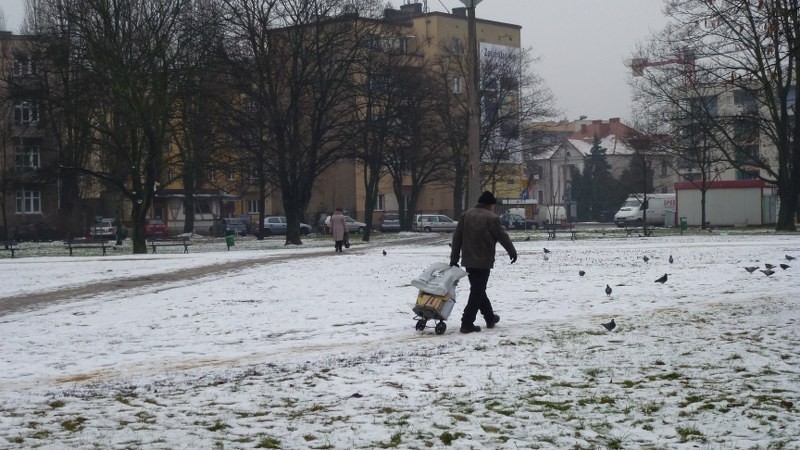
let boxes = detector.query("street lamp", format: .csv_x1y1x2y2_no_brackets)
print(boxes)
460,0,483,207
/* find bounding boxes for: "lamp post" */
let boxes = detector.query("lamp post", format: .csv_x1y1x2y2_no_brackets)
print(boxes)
460,0,482,207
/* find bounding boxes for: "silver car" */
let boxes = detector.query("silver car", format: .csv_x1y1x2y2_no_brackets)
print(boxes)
263,216,313,236
413,214,458,232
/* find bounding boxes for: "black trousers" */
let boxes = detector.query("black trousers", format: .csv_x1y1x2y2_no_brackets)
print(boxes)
461,268,494,327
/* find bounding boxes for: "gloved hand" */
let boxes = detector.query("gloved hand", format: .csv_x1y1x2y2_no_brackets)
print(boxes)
509,252,517,264
450,261,459,267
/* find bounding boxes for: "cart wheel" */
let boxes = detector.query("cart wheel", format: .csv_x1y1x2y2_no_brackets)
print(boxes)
435,322,446,335
415,319,427,331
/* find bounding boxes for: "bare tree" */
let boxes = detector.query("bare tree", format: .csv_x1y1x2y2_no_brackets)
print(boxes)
34,0,208,253
632,0,800,231
220,0,379,245
432,44,556,218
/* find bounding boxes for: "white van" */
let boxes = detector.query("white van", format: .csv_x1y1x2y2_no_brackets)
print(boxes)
536,206,566,225
614,193,676,227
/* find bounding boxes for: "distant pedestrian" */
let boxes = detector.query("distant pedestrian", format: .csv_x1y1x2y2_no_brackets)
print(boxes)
449,191,517,333
330,208,348,253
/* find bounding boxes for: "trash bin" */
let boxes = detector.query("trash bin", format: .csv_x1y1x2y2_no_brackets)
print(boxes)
680,217,688,233
225,234,235,250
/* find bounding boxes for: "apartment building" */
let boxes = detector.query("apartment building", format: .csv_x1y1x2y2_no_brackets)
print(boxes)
0,30,61,240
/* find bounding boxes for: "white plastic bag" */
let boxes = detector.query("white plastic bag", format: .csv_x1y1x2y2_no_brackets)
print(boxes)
410,262,468,296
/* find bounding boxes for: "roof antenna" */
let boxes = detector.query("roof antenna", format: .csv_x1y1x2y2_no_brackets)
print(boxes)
437,0,450,13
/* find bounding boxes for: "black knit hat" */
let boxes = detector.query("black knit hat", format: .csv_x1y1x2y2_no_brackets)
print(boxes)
478,191,497,205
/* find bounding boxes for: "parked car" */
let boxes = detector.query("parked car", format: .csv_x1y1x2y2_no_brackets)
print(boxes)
498,213,538,230
88,218,117,239
379,213,401,232
262,216,312,236
209,217,248,236
144,218,169,237
413,214,458,232
324,215,367,234
14,221,60,242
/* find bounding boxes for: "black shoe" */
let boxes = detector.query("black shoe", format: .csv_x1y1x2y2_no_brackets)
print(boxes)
486,314,500,329
460,324,481,333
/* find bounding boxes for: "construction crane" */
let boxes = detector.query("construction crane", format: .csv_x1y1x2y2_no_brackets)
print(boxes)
631,48,698,84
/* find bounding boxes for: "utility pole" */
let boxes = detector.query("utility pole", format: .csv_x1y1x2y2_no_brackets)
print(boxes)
461,0,483,206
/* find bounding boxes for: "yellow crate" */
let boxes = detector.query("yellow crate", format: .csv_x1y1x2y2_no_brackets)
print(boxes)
415,292,451,313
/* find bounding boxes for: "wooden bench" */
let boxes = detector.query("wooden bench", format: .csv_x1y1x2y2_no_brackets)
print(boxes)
543,224,577,241
1,241,18,258
148,236,192,254
65,239,110,256
625,225,656,237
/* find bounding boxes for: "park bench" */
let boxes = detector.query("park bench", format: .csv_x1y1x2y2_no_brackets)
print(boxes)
148,236,192,254
625,225,656,237
543,223,577,241
1,241,18,258
65,239,110,256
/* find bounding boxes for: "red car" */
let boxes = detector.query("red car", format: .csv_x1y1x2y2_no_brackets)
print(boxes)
145,218,169,237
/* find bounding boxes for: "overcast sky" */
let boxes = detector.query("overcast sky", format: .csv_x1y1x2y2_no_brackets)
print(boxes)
2,0,669,123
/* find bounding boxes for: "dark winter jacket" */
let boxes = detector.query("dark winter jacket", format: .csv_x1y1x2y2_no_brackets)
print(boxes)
449,203,517,269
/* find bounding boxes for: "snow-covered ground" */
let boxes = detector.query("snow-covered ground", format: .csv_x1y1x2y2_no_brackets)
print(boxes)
0,232,798,449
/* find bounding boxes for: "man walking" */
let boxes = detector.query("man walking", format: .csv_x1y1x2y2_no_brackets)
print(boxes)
449,191,517,333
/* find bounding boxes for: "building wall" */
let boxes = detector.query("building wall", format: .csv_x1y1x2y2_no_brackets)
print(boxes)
675,180,776,226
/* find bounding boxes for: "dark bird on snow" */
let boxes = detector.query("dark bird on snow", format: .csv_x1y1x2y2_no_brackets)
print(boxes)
780,263,790,270
744,266,758,273
525,236,531,241
601,319,616,331
760,269,775,276
605,284,612,296
765,263,775,270
786,255,796,261
543,247,551,254
643,255,650,263
382,250,387,256
669,255,674,264
655,273,668,284
579,270,586,277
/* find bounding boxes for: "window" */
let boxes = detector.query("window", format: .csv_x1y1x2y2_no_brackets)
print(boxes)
208,170,216,181
15,145,41,169
246,199,260,214
660,161,668,176
16,190,42,214
451,37,463,54
452,76,463,94
375,194,385,211
227,168,235,181
14,101,39,125
12,56,37,78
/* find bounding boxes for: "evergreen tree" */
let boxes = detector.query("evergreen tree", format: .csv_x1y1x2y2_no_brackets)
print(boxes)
574,135,624,221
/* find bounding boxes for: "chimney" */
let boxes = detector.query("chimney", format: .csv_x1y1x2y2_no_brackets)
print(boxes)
400,3,423,14
592,120,602,126
452,7,467,17
609,117,620,123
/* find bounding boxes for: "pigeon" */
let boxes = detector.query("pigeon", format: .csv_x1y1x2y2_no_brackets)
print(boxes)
525,236,531,241
669,255,674,264
655,273,668,283
382,250,387,256
543,248,551,254
765,263,775,270
601,319,616,331
780,264,790,270
760,269,775,276
643,255,650,263
605,284,612,296
744,266,758,273
786,255,796,261
579,270,586,277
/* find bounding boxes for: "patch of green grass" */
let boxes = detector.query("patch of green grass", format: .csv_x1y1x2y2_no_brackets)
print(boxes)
599,396,615,405
61,416,88,432
641,401,661,414
529,374,553,382
658,371,682,381
481,424,501,433
30,429,50,439
727,353,743,360
48,400,66,409
675,425,706,443
584,368,602,378
439,431,465,445
206,419,229,432
377,432,402,448
679,394,704,407
653,360,666,366
451,414,468,422
7,436,24,445
255,435,281,448
528,399,572,412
